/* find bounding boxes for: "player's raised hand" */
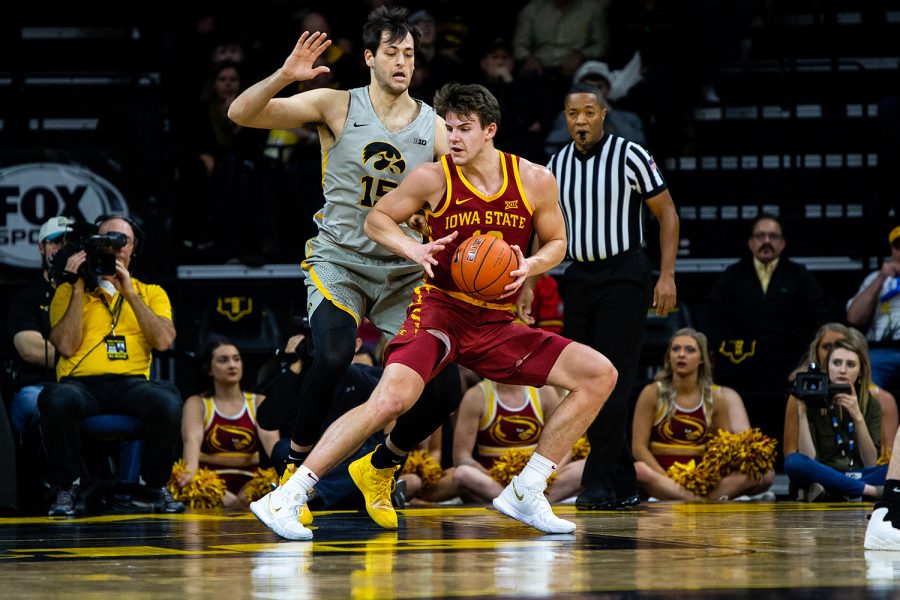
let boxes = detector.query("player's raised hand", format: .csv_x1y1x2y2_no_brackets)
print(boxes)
282,31,332,81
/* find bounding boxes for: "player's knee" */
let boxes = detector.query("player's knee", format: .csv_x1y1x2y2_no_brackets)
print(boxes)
371,392,410,425
580,354,617,405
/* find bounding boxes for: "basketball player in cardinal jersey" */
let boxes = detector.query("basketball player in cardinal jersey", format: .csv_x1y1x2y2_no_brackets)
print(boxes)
253,83,618,539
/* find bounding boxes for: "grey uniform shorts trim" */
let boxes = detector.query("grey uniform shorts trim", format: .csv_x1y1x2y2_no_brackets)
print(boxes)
301,238,424,337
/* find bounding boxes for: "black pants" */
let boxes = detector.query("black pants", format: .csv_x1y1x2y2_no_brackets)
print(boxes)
38,375,183,488
562,250,653,495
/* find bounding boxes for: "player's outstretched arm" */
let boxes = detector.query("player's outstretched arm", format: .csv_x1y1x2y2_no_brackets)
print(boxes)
228,31,340,130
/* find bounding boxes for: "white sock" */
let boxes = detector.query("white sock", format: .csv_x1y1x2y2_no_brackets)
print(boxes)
517,452,557,489
283,465,318,496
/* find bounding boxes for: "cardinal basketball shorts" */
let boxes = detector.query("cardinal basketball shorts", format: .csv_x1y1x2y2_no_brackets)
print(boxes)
384,286,572,386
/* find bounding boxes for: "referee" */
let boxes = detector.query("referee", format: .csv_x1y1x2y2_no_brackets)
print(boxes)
546,81,679,510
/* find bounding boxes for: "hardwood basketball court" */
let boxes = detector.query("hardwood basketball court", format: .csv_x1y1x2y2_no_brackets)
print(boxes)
1,501,898,598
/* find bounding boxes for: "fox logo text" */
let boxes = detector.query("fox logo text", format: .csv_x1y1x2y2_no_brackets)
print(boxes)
0,163,129,269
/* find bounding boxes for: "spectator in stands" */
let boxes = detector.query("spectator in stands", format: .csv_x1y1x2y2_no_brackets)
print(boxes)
544,59,647,157
783,336,886,502
632,328,775,501
8,217,71,440
847,226,900,396
38,215,184,516
408,10,463,102
175,339,280,509
179,59,268,263
786,323,898,469
452,379,583,503
702,214,832,465
513,0,611,78
474,37,549,163
513,0,612,136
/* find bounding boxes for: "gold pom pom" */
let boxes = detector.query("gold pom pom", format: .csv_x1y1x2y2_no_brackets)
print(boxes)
167,460,227,509
401,449,443,488
571,436,591,460
665,428,777,497
244,467,279,502
488,448,557,486
878,446,892,466
667,459,719,496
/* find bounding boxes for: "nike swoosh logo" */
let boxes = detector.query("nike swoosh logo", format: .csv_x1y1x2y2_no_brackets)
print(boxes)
512,480,525,502
456,197,473,205
353,122,369,127
894,487,900,493
269,495,282,513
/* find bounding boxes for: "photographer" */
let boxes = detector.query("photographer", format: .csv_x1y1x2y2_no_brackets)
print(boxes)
783,336,886,501
38,215,184,516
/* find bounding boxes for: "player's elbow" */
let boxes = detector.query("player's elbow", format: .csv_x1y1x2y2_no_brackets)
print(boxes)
363,209,387,241
226,102,246,125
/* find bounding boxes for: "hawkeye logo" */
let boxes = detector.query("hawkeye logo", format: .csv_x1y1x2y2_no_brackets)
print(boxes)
217,296,253,322
362,142,406,175
718,339,757,365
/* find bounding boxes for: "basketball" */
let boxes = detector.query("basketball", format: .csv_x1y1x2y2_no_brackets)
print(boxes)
451,235,518,301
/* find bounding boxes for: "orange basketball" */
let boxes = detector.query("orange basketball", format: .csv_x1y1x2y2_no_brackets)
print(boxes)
451,235,518,301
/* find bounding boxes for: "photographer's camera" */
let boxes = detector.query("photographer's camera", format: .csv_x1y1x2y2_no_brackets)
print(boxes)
791,362,852,407
50,222,128,289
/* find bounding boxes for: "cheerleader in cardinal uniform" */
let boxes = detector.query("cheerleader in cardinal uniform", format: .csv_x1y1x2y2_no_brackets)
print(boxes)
175,339,280,508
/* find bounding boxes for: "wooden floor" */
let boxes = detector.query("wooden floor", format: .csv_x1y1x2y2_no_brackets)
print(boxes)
1,501,899,598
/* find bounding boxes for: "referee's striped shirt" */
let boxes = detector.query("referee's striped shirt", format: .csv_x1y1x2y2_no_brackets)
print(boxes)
547,133,667,262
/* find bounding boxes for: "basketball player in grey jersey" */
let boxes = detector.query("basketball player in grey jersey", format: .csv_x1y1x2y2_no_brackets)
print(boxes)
229,7,458,524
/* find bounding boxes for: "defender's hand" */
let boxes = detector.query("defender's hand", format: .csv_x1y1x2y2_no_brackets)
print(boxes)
282,31,332,81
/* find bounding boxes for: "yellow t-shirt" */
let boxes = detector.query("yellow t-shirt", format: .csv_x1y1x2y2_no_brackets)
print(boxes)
50,279,173,379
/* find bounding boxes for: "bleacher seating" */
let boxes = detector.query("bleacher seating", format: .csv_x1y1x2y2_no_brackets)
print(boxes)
663,1,900,283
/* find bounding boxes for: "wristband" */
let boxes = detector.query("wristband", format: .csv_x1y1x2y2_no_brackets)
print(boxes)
58,270,79,284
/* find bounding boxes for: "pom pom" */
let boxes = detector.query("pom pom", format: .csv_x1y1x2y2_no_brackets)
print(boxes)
401,449,443,488
571,436,591,460
878,446,892,466
665,428,777,497
244,467,279,503
168,460,227,509
667,458,719,497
